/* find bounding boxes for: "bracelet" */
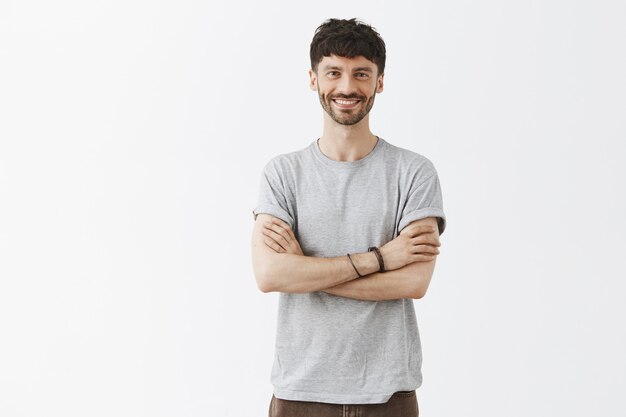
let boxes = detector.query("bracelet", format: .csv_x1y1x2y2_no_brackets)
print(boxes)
368,246,385,272
346,253,363,278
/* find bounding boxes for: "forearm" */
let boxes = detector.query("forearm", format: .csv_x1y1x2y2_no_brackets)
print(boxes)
322,257,437,301
254,214,440,297
260,251,380,294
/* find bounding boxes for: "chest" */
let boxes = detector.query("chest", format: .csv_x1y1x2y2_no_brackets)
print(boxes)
291,169,403,257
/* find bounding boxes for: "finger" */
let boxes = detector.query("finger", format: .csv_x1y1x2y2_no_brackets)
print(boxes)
412,235,440,247
411,244,440,255
263,218,283,230
265,219,299,246
285,225,297,241
267,217,297,240
407,224,437,238
268,216,287,226
262,224,287,249
264,238,286,253
412,253,437,262
262,228,290,250
263,221,288,235
263,221,289,240
266,217,291,232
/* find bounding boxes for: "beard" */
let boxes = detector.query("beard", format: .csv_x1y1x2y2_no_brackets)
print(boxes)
318,91,376,126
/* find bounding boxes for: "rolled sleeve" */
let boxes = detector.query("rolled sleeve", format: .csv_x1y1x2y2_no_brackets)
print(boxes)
252,159,294,229
397,170,446,236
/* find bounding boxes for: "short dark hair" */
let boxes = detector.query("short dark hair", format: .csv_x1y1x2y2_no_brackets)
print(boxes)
310,18,386,75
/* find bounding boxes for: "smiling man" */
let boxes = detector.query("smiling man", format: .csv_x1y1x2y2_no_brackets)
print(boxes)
315,56,378,125
252,18,446,417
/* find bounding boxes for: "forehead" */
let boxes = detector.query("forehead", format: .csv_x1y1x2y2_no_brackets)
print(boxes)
317,54,378,72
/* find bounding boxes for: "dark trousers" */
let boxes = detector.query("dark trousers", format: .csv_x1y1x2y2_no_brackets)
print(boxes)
268,390,419,417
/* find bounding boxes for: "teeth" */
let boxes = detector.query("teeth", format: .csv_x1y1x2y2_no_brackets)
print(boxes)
334,99,358,105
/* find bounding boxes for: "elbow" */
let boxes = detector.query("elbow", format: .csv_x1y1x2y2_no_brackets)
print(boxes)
254,262,277,293
411,285,428,299
409,273,433,299
257,276,275,293
406,259,436,299
257,279,273,293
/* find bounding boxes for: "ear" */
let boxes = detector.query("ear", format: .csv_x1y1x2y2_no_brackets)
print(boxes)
309,69,318,91
376,73,384,93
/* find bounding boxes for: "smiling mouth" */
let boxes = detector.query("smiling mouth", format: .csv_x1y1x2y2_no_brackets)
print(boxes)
332,98,361,109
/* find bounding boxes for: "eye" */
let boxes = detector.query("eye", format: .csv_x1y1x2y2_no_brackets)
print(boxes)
355,73,369,79
327,71,340,77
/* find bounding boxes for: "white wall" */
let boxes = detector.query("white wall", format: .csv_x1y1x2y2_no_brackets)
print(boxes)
1,1,625,416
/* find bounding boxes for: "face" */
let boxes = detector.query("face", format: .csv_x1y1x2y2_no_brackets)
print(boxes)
309,55,384,126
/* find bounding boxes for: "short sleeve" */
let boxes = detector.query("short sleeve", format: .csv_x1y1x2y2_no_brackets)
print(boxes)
252,159,295,229
397,167,447,236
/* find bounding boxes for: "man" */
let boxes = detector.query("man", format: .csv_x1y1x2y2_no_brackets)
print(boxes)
251,18,446,417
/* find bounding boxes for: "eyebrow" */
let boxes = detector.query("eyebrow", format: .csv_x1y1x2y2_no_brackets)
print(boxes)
321,65,374,72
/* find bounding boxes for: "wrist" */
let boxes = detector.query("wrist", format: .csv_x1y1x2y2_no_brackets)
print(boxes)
368,246,385,272
347,251,380,278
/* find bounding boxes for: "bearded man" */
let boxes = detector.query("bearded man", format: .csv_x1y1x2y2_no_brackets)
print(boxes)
252,18,447,417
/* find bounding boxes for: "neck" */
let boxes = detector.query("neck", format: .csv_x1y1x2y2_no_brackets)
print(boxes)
318,115,378,162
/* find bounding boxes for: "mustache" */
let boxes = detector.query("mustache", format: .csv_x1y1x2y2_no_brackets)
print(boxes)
328,94,366,100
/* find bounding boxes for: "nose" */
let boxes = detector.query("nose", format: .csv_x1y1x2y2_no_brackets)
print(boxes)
336,74,358,96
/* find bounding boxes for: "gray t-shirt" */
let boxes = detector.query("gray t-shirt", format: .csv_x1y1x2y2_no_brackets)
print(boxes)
253,137,446,404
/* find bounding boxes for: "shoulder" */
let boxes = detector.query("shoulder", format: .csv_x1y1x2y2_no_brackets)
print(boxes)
261,142,313,176
382,139,438,178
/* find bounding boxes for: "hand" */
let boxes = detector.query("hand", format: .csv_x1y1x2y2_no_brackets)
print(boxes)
379,223,440,270
262,217,304,256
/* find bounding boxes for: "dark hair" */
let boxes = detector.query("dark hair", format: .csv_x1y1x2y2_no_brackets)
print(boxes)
310,18,386,75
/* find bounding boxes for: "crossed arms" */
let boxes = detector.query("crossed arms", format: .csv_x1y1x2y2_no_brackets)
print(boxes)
251,213,442,301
